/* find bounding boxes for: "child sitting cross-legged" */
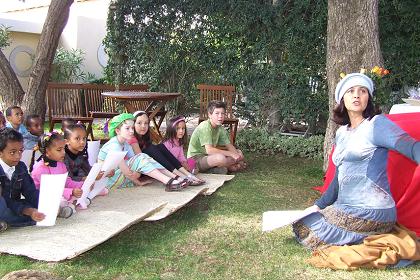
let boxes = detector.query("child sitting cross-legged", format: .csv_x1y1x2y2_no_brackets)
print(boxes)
0,128,45,232
187,100,247,174
99,113,187,191
31,132,84,218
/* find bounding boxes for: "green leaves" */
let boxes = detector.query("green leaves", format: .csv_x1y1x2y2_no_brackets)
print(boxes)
0,25,11,49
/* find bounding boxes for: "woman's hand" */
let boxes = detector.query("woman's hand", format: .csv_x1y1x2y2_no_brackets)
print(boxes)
305,205,321,213
72,188,83,198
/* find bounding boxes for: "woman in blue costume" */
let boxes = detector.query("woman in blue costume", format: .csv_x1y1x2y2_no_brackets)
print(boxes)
293,73,420,250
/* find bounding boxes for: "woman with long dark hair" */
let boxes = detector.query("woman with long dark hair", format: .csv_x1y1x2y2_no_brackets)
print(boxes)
293,73,420,249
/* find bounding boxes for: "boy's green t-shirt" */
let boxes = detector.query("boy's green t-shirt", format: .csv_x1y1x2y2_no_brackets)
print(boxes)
187,120,230,158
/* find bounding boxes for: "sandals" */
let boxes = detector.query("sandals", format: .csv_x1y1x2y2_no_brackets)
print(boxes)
187,175,205,186
165,178,184,192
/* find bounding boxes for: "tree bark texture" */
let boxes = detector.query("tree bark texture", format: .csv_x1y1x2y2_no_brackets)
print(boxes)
0,50,25,111
22,0,74,117
323,0,383,170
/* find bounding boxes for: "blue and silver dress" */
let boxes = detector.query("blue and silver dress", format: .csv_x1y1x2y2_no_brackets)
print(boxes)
293,114,420,250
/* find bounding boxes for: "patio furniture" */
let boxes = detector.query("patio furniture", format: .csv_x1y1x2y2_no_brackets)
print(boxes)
46,83,152,140
197,84,239,144
46,84,95,139
101,91,181,142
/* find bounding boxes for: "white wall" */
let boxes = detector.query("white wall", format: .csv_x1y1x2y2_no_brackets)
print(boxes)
0,0,111,84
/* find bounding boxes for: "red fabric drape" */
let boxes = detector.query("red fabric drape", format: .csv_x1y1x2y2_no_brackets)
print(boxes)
314,113,420,236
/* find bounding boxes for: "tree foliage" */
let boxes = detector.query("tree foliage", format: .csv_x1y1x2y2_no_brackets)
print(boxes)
105,0,328,131
0,25,11,49
104,0,418,132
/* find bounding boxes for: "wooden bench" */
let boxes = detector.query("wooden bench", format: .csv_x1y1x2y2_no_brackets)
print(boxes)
46,83,153,140
46,84,95,139
197,84,239,145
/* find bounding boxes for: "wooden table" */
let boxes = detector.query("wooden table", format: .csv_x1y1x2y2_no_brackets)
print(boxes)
101,91,180,141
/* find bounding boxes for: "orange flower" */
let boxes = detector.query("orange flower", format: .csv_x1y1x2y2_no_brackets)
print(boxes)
383,69,390,75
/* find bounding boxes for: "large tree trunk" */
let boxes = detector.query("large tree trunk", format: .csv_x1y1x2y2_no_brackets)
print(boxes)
21,0,74,118
0,50,25,110
323,0,383,170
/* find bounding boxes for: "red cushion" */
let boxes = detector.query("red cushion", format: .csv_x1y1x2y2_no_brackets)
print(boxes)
315,113,420,236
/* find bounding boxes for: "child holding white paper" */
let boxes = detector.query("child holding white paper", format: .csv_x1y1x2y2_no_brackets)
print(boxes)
98,113,187,191
0,128,45,231
64,124,109,201
31,132,84,218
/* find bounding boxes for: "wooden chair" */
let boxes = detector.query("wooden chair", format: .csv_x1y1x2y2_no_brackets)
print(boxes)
197,84,239,144
46,84,94,140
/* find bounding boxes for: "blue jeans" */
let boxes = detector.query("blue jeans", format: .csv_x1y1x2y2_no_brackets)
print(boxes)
0,197,35,227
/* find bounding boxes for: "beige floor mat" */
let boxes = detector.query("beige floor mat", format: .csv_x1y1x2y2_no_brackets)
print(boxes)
0,174,233,261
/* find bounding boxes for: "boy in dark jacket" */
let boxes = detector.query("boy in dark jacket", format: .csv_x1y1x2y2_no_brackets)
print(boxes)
0,128,44,232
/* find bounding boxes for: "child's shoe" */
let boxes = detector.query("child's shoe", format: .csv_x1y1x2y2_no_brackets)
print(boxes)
0,221,8,233
187,175,205,186
77,198,91,210
58,206,74,219
165,178,184,192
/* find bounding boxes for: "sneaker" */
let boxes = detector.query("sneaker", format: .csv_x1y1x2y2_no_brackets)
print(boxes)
58,206,74,219
0,221,8,232
208,167,228,174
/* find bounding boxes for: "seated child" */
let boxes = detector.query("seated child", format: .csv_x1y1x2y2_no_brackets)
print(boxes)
63,124,108,200
0,128,45,231
99,113,188,191
5,105,28,135
187,100,246,174
23,114,44,150
31,132,84,218
0,112,5,129
63,124,91,181
130,112,204,185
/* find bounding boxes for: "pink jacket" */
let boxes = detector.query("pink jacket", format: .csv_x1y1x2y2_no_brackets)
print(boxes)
163,139,187,164
31,159,83,201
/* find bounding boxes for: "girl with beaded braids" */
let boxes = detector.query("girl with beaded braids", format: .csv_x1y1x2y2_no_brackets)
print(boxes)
31,132,84,218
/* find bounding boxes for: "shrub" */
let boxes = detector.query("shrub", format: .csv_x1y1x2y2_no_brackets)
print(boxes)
236,127,324,160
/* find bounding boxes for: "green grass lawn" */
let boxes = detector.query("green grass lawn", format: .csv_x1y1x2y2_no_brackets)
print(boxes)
1,154,419,279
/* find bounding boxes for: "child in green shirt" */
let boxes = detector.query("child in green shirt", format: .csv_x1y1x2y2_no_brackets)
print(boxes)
187,100,245,173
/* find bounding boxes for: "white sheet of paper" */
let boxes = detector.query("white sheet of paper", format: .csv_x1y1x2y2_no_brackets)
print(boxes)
77,162,102,206
21,150,33,168
37,173,68,227
101,151,127,174
87,140,101,166
87,151,126,199
262,208,317,232
87,177,108,200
